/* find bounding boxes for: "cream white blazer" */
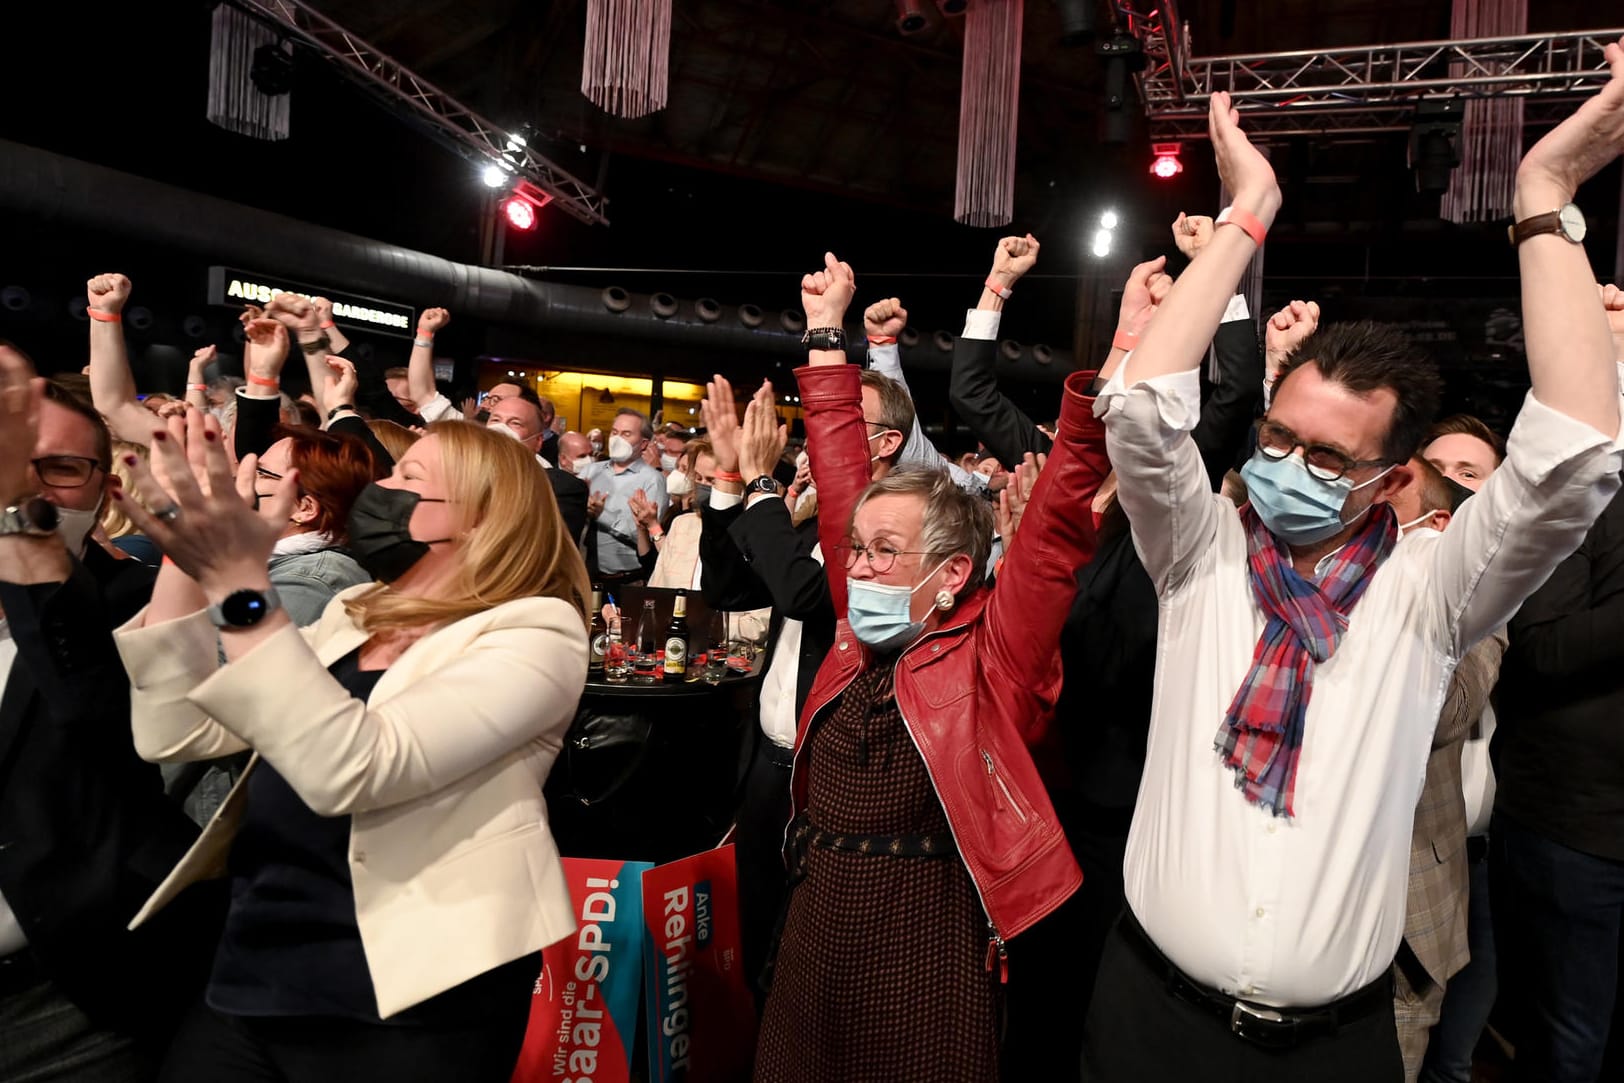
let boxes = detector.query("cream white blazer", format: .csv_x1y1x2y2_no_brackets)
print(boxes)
113,585,587,1018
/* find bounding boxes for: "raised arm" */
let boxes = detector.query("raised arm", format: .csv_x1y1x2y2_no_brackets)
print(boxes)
184,345,217,413
798,252,866,619
1436,39,1624,651
234,318,291,461
409,307,461,421
85,274,163,445
947,236,1052,467
312,296,350,357
265,293,331,413
1100,102,1280,593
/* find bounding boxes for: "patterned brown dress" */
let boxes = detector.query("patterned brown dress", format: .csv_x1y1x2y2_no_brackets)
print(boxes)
752,659,1000,1083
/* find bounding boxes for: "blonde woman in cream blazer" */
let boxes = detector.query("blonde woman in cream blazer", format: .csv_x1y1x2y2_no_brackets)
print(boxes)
108,394,590,1082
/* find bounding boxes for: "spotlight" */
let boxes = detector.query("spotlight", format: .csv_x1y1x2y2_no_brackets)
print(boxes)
1409,99,1462,195
896,0,928,34
1149,142,1184,180
249,41,295,96
1099,209,1119,229
1097,33,1145,145
1055,0,1096,44
502,195,537,230
1091,230,1113,258
481,164,508,189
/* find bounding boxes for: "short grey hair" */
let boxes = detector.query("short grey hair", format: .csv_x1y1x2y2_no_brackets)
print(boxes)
852,466,995,592
614,407,653,440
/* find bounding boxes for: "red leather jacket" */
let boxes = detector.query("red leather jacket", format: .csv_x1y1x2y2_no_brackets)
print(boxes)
791,363,1110,958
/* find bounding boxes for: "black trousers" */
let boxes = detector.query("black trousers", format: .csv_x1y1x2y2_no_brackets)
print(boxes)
157,996,530,1083
734,731,795,1005
1080,915,1404,1083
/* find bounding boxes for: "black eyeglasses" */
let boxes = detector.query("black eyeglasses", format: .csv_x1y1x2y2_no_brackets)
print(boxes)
1255,420,1389,482
31,455,103,488
837,540,933,575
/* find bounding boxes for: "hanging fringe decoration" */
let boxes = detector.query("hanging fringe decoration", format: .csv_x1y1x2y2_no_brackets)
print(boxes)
581,0,671,119
206,5,291,142
955,0,1024,227
1441,0,1526,223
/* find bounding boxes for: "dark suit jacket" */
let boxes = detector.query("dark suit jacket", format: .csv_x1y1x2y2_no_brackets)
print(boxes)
699,498,832,720
547,467,590,549
0,550,214,1036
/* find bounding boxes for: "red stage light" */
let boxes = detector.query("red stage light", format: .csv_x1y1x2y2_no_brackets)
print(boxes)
1148,142,1184,180
503,196,537,231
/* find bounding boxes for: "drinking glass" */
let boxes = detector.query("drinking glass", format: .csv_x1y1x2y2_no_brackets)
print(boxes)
603,625,630,684
703,612,731,685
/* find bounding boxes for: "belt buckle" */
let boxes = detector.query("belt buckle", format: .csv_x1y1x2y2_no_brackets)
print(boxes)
1231,1000,1290,1047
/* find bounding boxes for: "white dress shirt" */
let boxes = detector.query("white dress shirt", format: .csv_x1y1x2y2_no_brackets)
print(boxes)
867,340,985,493
1097,365,1624,1008
0,618,28,956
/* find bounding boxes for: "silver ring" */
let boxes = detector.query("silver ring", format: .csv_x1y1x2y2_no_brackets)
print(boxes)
154,504,181,523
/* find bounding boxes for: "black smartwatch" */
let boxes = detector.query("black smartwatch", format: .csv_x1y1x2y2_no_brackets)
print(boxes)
207,586,284,630
801,327,847,351
745,475,784,498
327,403,355,421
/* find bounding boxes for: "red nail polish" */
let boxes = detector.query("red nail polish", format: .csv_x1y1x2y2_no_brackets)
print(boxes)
111,490,123,502
124,454,138,466
205,430,217,442
152,431,167,442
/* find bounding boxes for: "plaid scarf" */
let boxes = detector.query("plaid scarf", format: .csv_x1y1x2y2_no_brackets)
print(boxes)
1215,503,1398,818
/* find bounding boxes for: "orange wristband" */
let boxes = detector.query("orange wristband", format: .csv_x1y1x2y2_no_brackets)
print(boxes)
87,308,121,323
247,372,280,389
984,278,1013,301
713,470,744,483
320,319,336,329
1216,205,1267,247
1112,329,1139,352
867,335,897,346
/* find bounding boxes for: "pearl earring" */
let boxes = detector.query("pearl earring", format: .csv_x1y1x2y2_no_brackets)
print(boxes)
934,589,955,612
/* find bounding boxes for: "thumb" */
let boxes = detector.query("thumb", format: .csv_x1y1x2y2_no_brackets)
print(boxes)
235,454,258,505
824,251,839,272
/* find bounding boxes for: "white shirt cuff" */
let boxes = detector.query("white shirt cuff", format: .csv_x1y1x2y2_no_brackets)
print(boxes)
419,392,463,423
962,309,1002,341
709,489,743,511
1094,364,1202,434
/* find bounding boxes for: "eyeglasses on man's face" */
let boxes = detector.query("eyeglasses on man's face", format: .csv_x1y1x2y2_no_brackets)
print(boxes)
1255,420,1389,482
31,455,104,489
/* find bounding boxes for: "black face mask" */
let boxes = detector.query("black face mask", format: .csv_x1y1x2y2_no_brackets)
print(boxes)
345,484,450,583
694,483,713,509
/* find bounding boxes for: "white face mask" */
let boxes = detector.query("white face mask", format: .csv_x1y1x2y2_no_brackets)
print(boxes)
665,470,694,496
608,434,637,464
56,499,103,557
1397,510,1440,537
486,422,527,443
660,453,680,473
572,456,595,477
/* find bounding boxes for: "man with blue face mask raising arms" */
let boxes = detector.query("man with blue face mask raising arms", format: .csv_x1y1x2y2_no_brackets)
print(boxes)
1081,42,1624,1083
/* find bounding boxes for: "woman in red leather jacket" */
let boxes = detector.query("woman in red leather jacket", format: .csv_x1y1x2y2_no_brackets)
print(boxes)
752,250,1112,1083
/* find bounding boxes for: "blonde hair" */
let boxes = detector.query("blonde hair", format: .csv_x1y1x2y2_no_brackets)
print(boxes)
343,421,590,634
366,419,421,465
102,440,147,539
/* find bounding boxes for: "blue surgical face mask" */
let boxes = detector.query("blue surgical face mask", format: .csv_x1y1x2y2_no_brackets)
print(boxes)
846,556,951,651
1239,450,1394,546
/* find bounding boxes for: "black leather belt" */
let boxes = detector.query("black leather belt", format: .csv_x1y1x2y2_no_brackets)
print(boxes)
0,948,48,999
1119,910,1391,1050
762,741,795,768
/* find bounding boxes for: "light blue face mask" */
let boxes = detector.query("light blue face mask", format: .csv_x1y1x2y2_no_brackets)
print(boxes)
1239,450,1394,546
845,556,952,651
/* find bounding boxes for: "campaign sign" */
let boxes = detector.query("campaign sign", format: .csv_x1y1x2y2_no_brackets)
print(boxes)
512,857,653,1083
641,845,756,1083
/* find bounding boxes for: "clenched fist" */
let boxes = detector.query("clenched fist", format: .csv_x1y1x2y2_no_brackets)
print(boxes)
419,307,451,335
1265,300,1321,382
1172,213,1216,260
864,298,908,340
988,234,1040,291
266,292,319,335
87,273,132,315
801,251,856,329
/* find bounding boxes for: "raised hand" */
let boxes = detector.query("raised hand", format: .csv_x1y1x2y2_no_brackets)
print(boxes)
1265,300,1321,381
324,356,358,408
1118,256,1172,338
0,346,44,503
113,410,292,593
1602,283,1624,363
243,318,290,387
1209,91,1281,223
989,233,1040,292
1172,213,1216,260
418,307,451,336
628,488,659,529
864,298,908,340
738,382,787,482
265,292,319,337
312,296,335,325
801,251,856,330
701,374,742,474
587,491,608,519
190,344,218,373
87,273,132,316
1517,36,1624,209
996,452,1046,546
238,303,265,329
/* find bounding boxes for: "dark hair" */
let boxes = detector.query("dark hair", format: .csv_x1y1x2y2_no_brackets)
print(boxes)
859,370,916,464
272,425,377,543
1424,413,1506,464
294,399,321,428
43,377,113,470
614,408,653,439
1274,320,1442,464
1409,456,1455,519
